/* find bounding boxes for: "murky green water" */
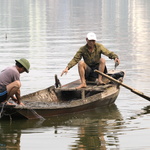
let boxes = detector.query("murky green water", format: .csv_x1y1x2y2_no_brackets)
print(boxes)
0,0,150,149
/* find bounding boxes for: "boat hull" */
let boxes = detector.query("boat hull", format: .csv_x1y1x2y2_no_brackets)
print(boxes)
1,85,120,119
1,70,125,120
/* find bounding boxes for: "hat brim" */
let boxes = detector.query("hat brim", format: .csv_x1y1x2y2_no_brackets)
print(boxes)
15,60,29,73
87,38,97,41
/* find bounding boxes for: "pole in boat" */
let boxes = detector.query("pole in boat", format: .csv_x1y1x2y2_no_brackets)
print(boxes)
94,70,150,101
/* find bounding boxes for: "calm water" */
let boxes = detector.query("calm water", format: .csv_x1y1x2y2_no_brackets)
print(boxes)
0,0,150,149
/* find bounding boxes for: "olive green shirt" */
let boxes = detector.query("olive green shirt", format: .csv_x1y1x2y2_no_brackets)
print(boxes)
67,43,118,69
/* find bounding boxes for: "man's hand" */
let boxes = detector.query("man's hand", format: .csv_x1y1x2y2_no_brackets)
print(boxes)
114,58,120,65
61,67,69,76
114,58,120,69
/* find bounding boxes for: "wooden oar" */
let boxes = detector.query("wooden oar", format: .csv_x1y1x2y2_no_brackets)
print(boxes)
94,70,150,101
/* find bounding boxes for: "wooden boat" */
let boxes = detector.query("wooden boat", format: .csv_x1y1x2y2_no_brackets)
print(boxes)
0,71,124,120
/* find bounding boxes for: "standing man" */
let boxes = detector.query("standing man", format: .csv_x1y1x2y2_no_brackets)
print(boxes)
61,32,120,89
0,58,30,105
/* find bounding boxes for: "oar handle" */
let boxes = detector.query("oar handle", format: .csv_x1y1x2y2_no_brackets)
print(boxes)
94,69,123,85
94,70,150,101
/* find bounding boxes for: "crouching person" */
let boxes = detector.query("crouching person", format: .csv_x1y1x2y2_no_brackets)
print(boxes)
0,58,30,106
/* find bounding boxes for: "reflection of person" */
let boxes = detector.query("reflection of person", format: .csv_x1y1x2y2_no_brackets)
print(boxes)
0,121,21,149
0,58,30,105
61,32,120,89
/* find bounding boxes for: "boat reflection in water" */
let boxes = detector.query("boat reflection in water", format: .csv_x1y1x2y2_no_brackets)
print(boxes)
1,104,150,149
1,102,149,149
0,104,124,149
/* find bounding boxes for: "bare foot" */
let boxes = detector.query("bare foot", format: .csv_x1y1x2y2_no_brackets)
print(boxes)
5,101,16,105
97,80,105,85
76,83,87,89
19,102,25,106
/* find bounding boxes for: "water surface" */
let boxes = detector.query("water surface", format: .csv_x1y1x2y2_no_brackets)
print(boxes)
0,0,150,149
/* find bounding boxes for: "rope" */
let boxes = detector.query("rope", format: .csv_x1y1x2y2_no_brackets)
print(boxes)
0,101,18,120
0,102,7,118
29,109,45,120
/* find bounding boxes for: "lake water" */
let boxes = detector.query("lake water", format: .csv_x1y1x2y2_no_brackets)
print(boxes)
0,0,150,149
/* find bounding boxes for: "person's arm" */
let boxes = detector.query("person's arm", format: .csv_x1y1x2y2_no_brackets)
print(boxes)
61,67,69,76
99,43,120,64
67,49,83,69
100,45,118,59
61,48,83,76
15,89,21,104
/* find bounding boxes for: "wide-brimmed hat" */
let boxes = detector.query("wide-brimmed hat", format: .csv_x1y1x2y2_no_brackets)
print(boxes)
15,58,30,73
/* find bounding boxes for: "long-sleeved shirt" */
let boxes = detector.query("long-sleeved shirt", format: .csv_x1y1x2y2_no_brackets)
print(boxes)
67,43,119,69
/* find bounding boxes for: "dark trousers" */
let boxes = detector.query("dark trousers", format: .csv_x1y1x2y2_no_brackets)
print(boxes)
85,64,107,81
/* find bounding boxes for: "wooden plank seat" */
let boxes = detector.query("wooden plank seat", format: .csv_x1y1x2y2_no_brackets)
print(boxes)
55,84,113,100
55,84,112,92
